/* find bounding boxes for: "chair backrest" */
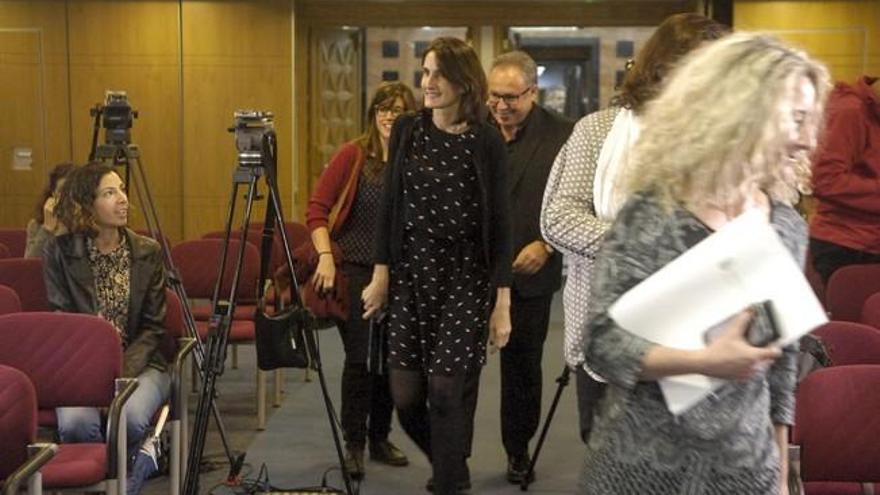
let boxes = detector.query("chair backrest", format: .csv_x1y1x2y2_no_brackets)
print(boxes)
170,239,260,302
811,321,880,367
825,264,880,322
0,258,48,311
0,364,37,481
0,285,22,315
795,365,880,482
204,228,287,273
0,242,10,260
0,313,121,408
861,292,880,330
0,230,26,258
283,222,310,251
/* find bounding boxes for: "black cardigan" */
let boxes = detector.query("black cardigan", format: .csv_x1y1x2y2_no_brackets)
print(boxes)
374,111,513,288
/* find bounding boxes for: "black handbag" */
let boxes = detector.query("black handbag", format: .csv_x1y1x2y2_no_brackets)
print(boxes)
255,304,318,371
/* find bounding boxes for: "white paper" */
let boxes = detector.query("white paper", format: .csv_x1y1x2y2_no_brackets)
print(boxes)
608,208,828,415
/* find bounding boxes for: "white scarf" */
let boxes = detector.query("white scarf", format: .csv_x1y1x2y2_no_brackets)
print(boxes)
593,108,641,222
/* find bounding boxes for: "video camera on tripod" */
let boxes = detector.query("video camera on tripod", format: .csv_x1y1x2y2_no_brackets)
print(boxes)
90,90,138,148
230,110,274,167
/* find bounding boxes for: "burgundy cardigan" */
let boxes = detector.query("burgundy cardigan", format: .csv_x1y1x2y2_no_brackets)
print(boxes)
305,141,366,237
811,76,880,253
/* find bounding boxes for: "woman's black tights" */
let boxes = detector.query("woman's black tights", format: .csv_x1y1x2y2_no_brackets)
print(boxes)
390,369,480,494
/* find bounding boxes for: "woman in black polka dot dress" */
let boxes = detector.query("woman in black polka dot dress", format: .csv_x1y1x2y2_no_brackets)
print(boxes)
363,37,513,495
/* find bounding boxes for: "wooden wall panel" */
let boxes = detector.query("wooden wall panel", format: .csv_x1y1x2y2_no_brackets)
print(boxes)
735,0,880,83
0,1,70,229
181,0,293,240
67,0,183,240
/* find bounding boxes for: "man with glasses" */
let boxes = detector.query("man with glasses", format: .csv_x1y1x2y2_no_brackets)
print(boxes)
487,50,574,485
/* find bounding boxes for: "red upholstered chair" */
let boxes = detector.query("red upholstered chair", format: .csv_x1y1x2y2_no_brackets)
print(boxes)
0,230,26,258
0,364,57,495
0,285,21,315
810,321,880,366
793,365,880,493
825,264,880,322
0,258,49,312
170,239,271,429
0,312,138,494
861,292,880,330
0,242,10,260
172,238,259,323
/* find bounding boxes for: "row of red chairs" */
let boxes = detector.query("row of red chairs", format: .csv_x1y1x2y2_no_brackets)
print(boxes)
0,285,194,494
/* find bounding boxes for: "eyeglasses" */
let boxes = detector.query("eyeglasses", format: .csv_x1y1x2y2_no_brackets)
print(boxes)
487,87,533,106
375,104,406,116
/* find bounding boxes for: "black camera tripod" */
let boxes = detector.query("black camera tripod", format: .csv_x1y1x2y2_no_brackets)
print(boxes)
181,124,353,495
88,103,246,490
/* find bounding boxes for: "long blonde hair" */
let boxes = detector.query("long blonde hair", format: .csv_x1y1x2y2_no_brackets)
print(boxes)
625,33,831,213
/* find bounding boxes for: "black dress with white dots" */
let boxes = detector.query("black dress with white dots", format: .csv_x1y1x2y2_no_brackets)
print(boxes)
387,118,491,376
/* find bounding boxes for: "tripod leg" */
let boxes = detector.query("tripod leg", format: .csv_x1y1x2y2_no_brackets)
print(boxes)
521,366,571,491
123,148,244,474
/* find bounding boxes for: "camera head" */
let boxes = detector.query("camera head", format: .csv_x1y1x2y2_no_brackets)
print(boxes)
229,110,274,167
93,90,137,145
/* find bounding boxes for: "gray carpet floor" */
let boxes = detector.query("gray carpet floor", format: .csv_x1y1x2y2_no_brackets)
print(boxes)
144,294,583,494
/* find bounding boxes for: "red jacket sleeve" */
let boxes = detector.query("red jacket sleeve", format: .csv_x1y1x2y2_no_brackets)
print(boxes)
305,142,360,232
812,99,880,214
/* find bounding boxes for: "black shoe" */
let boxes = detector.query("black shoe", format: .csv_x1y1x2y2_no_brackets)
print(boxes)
343,447,365,480
425,477,471,493
426,461,470,493
369,439,409,466
506,453,534,484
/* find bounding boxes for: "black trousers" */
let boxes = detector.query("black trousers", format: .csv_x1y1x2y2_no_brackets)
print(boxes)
500,291,553,457
338,263,395,448
810,238,880,284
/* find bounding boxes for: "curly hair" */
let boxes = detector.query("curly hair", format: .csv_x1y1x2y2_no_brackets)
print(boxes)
624,33,831,212
32,162,76,224
422,37,488,125
614,13,728,113
55,162,120,236
357,81,417,178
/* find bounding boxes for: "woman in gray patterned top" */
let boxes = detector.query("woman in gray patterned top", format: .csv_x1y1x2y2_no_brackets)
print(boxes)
540,13,726,443
581,34,830,494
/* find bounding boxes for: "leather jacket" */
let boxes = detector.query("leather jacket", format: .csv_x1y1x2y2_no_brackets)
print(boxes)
42,228,168,377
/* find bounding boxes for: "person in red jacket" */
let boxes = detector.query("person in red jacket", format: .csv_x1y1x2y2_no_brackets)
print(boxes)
810,76,880,282
306,81,416,479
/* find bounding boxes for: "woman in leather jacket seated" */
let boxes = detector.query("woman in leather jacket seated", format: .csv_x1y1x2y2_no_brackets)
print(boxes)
42,161,169,494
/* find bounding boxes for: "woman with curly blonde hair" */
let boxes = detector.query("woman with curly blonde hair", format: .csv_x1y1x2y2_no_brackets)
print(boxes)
581,33,829,494
540,12,727,444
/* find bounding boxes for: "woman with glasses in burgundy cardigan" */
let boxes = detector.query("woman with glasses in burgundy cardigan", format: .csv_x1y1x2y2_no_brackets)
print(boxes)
306,81,417,480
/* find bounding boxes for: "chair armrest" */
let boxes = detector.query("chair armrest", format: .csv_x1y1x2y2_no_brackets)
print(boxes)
106,377,139,477
2,443,57,495
171,337,196,420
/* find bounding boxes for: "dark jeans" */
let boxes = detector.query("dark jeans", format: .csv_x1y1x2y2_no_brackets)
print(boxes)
338,263,394,449
500,291,553,457
810,238,880,284
390,369,481,495
574,366,606,444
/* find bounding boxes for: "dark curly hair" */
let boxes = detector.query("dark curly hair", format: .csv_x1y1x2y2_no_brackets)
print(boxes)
422,37,488,125
32,163,76,224
55,162,120,236
614,13,728,112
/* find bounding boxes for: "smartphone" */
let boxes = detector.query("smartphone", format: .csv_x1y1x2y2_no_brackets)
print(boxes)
703,300,781,347
748,300,781,347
